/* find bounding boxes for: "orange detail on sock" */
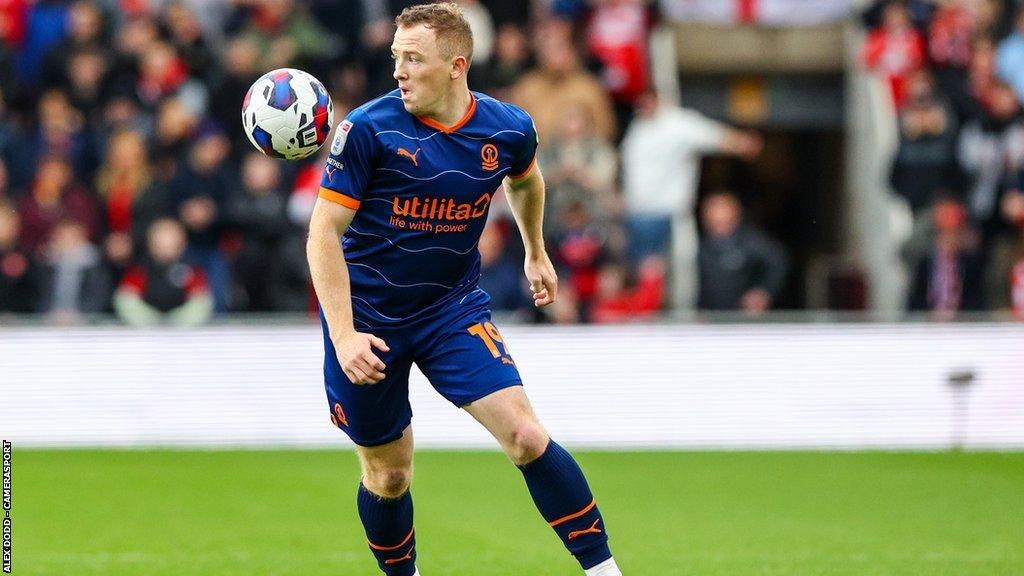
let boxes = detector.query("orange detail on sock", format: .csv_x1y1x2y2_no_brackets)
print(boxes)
384,545,415,565
567,518,603,540
368,528,415,551
548,499,596,527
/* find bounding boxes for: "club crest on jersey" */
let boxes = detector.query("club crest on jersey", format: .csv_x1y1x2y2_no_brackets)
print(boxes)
331,120,353,155
481,143,499,171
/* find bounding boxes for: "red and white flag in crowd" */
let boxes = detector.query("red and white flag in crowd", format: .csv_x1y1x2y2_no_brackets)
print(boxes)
662,0,854,26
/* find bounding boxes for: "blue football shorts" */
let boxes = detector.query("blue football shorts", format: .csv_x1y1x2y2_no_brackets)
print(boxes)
320,289,523,447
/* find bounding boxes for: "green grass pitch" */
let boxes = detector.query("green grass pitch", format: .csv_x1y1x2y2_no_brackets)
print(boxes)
10,450,1024,575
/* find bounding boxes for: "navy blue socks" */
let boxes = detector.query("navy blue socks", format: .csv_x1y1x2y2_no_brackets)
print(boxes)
518,440,612,569
357,483,417,576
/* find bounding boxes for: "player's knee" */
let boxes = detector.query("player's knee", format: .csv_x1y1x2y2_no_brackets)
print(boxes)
363,467,412,498
507,423,549,466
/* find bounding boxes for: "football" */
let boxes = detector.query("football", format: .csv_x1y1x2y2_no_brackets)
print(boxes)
241,68,334,161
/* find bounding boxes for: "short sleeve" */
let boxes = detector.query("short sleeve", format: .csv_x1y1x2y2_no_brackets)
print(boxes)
509,108,538,180
319,108,380,210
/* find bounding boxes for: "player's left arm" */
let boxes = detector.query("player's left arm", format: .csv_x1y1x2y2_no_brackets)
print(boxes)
503,165,557,307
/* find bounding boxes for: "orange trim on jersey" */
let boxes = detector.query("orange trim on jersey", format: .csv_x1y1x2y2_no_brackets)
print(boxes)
509,154,537,180
368,528,415,551
548,499,596,527
416,93,477,134
318,187,361,210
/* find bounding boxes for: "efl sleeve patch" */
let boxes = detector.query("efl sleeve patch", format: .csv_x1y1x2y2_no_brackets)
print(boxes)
321,112,378,204
331,119,353,155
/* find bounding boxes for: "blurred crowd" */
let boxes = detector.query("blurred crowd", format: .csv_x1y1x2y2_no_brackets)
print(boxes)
0,0,789,326
862,0,1024,318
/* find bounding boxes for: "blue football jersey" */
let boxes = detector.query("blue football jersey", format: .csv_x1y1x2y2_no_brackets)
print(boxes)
318,90,538,326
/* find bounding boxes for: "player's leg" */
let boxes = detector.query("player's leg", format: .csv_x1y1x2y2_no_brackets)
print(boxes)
417,299,620,574
463,387,622,576
355,427,420,576
320,314,420,576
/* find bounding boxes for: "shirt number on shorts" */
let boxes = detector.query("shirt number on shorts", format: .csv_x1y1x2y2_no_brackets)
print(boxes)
467,321,511,359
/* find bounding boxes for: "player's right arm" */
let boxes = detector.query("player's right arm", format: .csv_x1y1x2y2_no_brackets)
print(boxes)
307,198,390,385
308,110,389,385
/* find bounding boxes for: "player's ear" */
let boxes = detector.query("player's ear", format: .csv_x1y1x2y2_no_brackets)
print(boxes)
450,55,469,79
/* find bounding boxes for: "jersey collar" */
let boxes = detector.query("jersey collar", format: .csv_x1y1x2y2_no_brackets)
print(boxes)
415,92,477,134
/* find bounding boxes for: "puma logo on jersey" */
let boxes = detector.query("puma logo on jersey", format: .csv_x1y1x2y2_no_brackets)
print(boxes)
397,147,421,167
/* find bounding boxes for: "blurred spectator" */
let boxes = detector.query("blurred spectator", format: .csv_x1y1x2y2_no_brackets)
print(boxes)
590,256,665,323
228,152,290,311
136,40,208,116
306,0,367,66
170,123,233,311
621,89,762,311
36,219,110,321
479,0,529,28
8,90,92,192
268,223,314,313
358,6,402,97
890,70,960,212
63,47,115,122
113,217,213,327
861,0,935,38
15,0,71,88
510,20,616,143
18,155,99,256
0,0,29,52
160,1,216,82
152,96,198,175
997,6,1024,103
907,197,984,317
552,200,611,320
478,217,532,318
113,11,160,68
584,0,653,132
1010,198,1024,317
698,192,788,316
97,91,151,145
458,0,494,65
927,0,977,120
957,82,1024,231
0,201,38,313
39,0,109,92
474,23,531,98
540,103,618,242
95,128,150,264
238,0,335,73
210,36,261,161
986,188,1024,309
862,1,926,110
262,145,335,314
1013,255,1024,319
968,34,998,117
164,0,230,47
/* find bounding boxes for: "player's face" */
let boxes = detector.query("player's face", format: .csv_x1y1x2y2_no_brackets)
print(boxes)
392,24,452,118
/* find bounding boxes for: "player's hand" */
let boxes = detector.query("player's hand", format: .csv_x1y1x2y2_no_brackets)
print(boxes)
333,332,390,385
525,251,557,307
